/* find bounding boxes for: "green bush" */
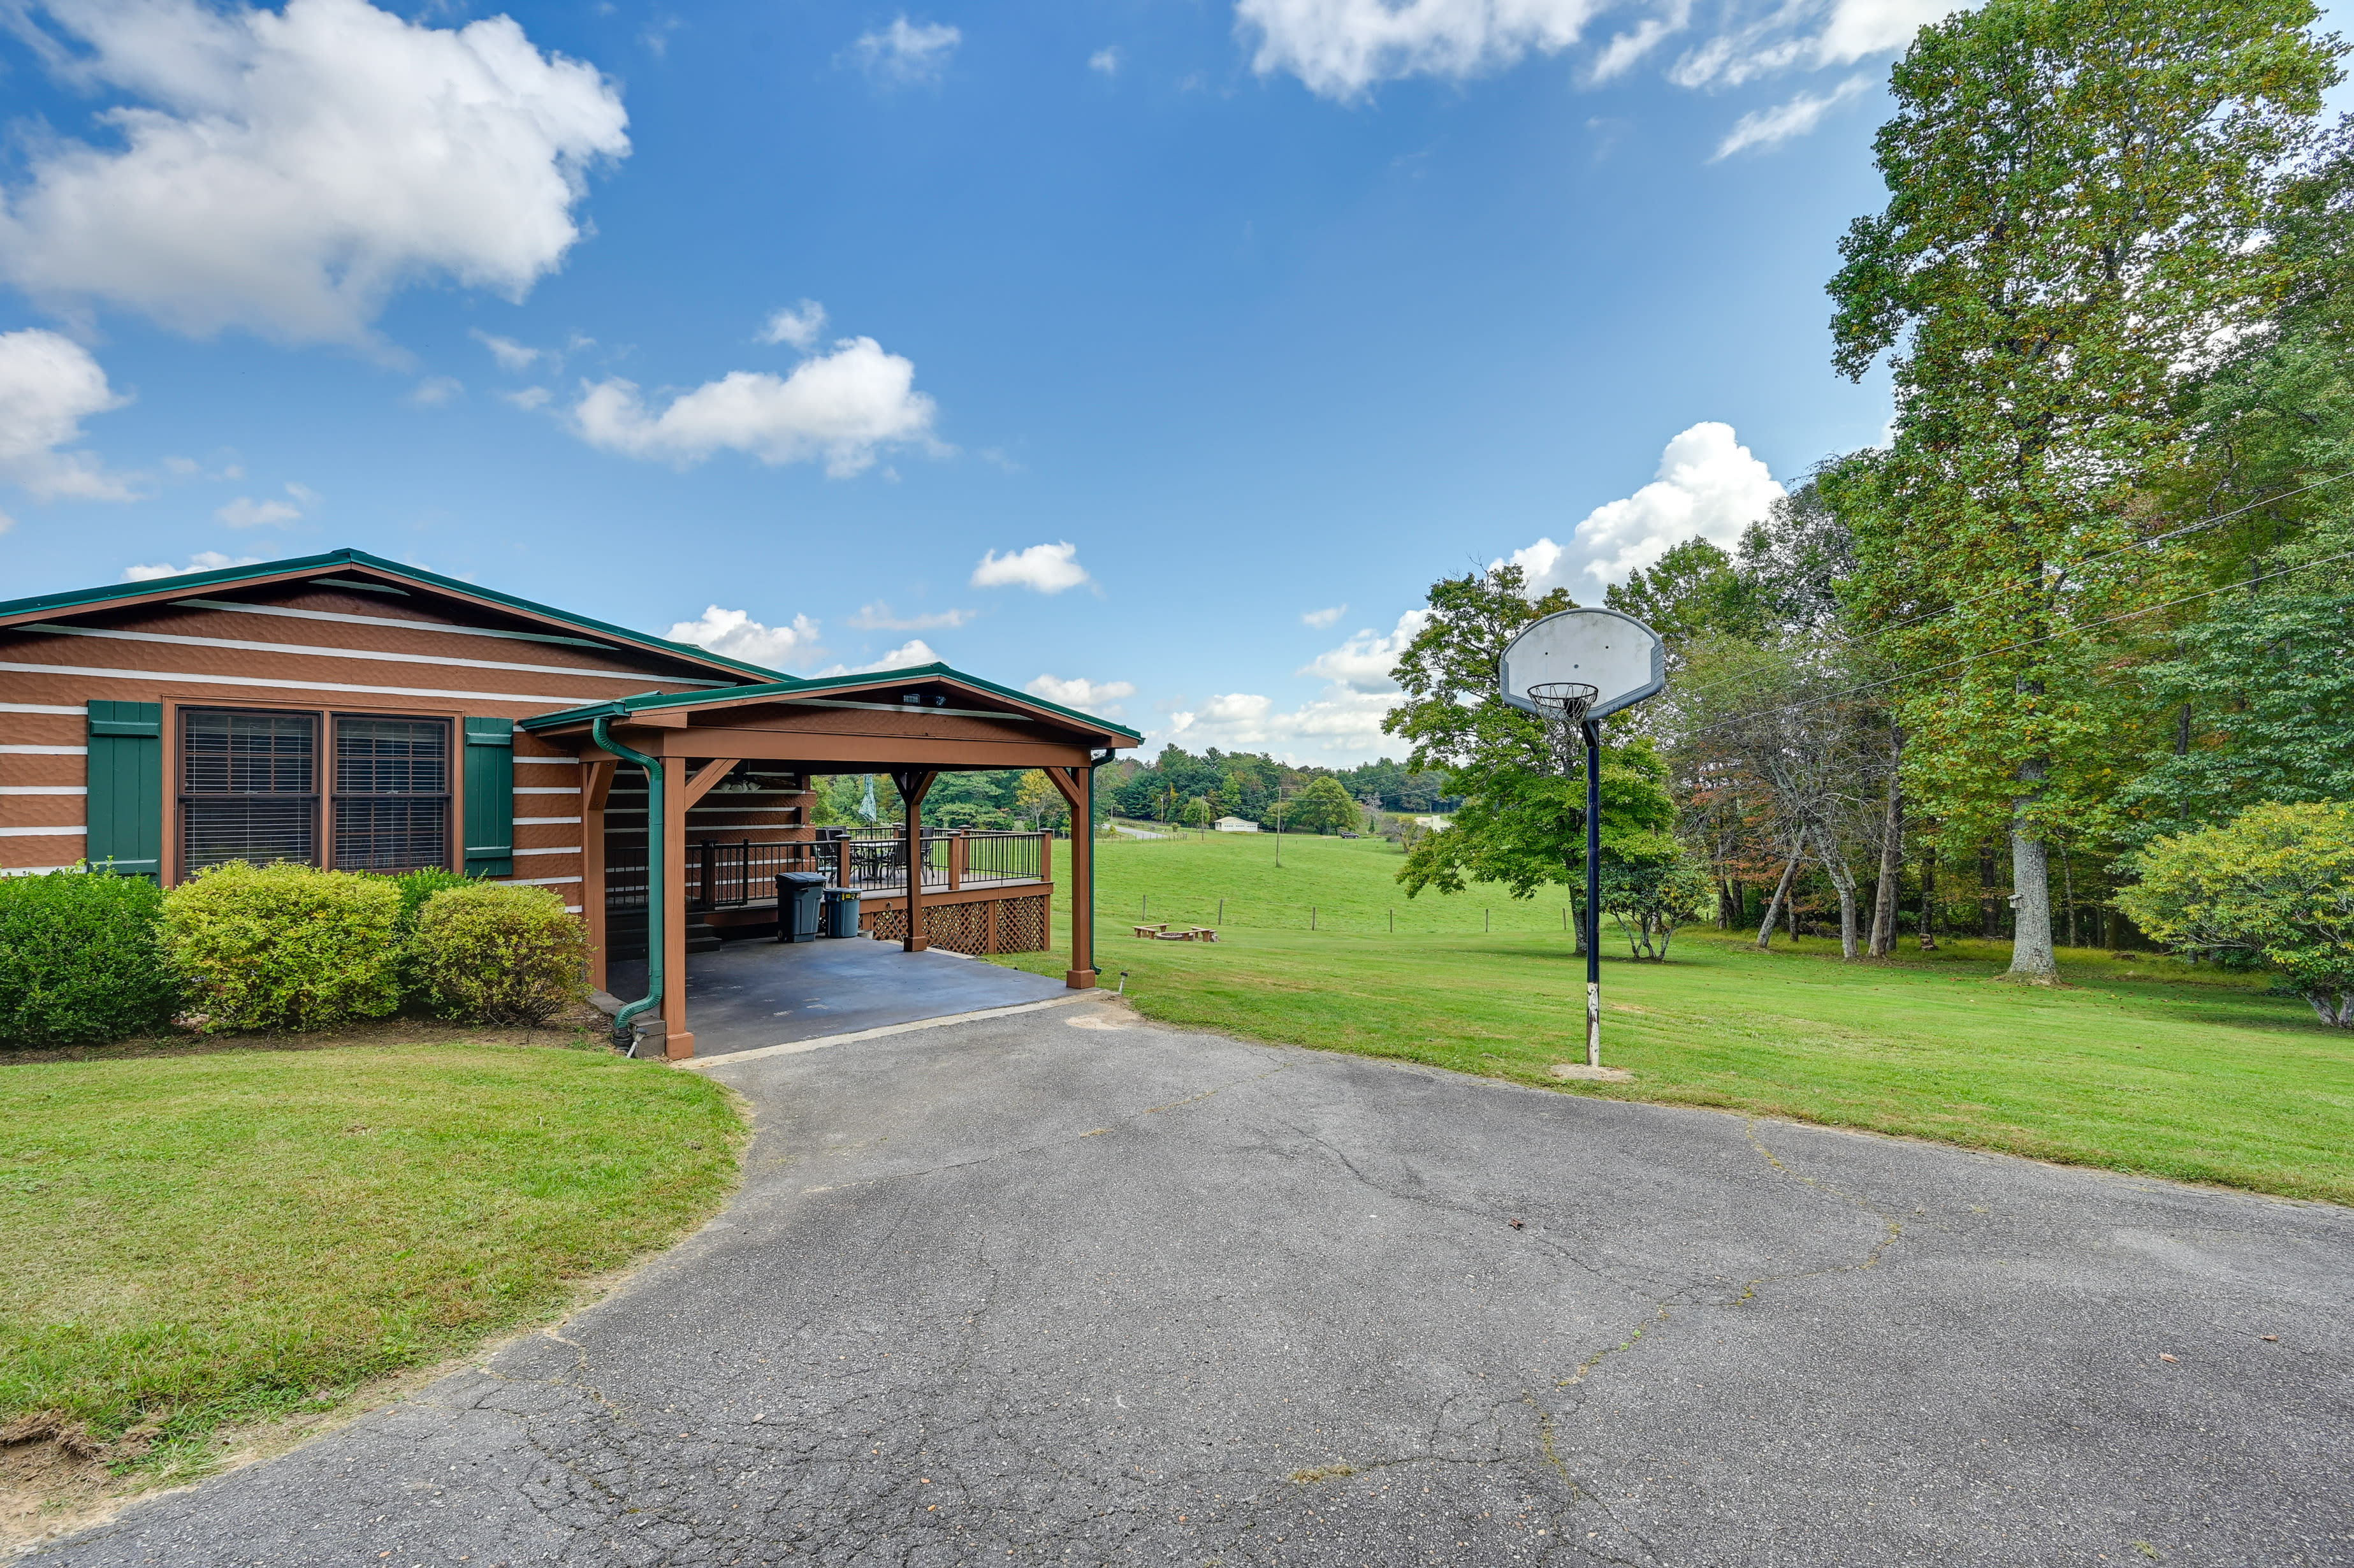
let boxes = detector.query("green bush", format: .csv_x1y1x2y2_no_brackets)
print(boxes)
409,882,590,1025
0,869,178,1047
2116,801,2354,1027
161,862,402,1033
390,866,472,936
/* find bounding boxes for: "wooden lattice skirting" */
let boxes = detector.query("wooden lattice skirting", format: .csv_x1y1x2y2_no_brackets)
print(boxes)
866,894,1049,955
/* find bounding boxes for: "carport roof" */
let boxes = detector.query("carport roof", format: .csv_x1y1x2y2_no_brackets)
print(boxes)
517,661,1144,744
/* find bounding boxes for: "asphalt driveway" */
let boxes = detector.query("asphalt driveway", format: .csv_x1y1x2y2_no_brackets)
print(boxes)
35,1003,2354,1566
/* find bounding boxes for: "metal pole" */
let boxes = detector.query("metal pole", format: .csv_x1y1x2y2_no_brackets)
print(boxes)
1583,718,1602,1068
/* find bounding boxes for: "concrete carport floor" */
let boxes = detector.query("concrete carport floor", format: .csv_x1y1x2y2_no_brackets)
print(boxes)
602,936,1071,1055
38,1006,2353,1567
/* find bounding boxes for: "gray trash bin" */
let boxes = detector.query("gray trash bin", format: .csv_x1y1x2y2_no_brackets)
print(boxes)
775,871,827,943
822,886,861,939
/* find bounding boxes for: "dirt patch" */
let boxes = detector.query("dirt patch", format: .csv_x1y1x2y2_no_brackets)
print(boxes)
0,999,617,1066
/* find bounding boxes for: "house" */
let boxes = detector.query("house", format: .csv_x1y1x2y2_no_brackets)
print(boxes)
0,548,1138,1059
1214,816,1260,832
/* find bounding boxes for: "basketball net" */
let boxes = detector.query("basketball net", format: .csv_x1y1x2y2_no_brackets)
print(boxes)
1525,682,1599,774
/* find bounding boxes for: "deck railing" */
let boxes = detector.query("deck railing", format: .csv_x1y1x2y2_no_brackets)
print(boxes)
600,829,1050,911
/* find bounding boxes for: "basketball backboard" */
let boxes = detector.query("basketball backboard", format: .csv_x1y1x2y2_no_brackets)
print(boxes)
1499,607,1664,722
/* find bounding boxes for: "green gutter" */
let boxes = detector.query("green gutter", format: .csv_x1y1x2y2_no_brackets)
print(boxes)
593,716,665,1054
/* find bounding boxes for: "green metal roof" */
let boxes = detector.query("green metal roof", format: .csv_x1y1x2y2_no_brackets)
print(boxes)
0,546,794,685
517,662,1144,744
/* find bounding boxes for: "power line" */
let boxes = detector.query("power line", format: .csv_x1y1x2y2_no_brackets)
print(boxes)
1671,546,2354,744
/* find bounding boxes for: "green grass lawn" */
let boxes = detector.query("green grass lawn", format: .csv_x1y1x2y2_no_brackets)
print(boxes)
1,1042,744,1477
997,830,2354,1204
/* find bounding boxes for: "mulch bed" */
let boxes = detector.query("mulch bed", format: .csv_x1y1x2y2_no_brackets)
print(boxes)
2,999,620,1065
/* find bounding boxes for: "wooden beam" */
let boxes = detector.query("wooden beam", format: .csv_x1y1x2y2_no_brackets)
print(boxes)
679,757,739,809
1040,766,1097,989
660,756,694,1060
893,769,936,952
583,759,617,811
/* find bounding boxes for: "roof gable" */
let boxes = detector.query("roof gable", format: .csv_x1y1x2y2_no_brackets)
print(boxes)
0,547,788,688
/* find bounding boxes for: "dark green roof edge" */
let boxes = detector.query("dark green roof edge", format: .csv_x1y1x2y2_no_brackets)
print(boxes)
0,546,795,686
518,661,1144,744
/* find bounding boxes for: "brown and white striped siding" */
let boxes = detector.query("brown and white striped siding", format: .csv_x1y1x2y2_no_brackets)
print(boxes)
0,580,755,903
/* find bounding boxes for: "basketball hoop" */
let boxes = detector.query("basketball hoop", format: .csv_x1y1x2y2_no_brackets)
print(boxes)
1526,681,1599,771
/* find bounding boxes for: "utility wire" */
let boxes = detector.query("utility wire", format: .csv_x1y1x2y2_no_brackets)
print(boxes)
1669,546,2354,744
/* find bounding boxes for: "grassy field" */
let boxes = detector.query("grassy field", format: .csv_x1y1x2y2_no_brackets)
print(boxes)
997,829,2354,1205
1,1040,744,1483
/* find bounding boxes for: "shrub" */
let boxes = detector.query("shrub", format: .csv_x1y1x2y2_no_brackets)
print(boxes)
0,869,178,1047
161,862,402,1033
2116,801,2354,1027
409,882,591,1025
389,866,472,936
1599,835,1714,962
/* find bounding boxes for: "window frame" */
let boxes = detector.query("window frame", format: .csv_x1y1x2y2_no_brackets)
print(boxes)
173,704,459,879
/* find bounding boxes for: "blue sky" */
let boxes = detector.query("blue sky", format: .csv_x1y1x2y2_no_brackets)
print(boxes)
0,0,2068,760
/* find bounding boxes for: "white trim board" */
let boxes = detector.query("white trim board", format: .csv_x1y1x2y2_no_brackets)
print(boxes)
0,704,85,715
177,597,629,652
17,623,734,686
0,660,616,707
0,824,84,837
0,744,84,755
674,992,1093,1070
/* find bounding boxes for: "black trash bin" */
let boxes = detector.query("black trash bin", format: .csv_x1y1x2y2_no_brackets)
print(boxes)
822,886,861,939
774,871,827,943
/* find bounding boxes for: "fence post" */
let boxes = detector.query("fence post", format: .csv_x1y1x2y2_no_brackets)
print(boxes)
949,830,966,893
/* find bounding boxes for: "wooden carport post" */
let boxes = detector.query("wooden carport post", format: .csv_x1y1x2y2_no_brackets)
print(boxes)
657,755,742,1061
1042,766,1097,990
892,769,937,952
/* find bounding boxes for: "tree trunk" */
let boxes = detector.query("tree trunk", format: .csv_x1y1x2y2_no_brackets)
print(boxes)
1868,729,1903,958
1755,834,1805,949
1918,848,1939,950
2007,762,2059,982
1821,847,1861,959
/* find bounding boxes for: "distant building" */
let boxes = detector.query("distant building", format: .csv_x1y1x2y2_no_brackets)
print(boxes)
1215,816,1261,833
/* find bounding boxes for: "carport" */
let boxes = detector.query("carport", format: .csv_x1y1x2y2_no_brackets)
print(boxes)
519,664,1137,1060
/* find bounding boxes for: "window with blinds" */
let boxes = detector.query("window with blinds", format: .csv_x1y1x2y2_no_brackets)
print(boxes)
333,716,449,871
178,709,454,876
181,710,317,873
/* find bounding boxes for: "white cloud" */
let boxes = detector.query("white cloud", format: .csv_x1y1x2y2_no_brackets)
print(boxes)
815,639,941,676
1299,609,1430,692
1588,1,1690,81
1301,604,1346,628
760,301,828,351
408,375,462,406
0,0,630,345
217,496,298,527
1504,421,1782,594
503,386,553,410
1711,73,1871,159
1026,673,1135,718
471,330,543,371
1088,45,1122,75
0,328,136,500
849,16,961,84
572,337,937,477
663,605,821,669
1161,687,1405,764
125,549,263,581
850,602,971,631
971,541,1089,594
1238,0,1945,112
0,508,14,534
1236,0,1599,99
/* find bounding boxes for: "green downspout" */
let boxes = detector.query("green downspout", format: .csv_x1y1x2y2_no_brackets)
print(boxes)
595,716,664,1053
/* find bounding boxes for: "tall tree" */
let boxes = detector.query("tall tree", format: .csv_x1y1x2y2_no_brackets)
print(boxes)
1829,0,2339,981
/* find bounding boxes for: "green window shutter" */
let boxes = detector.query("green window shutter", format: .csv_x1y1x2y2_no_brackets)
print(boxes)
86,701,163,880
462,717,514,877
